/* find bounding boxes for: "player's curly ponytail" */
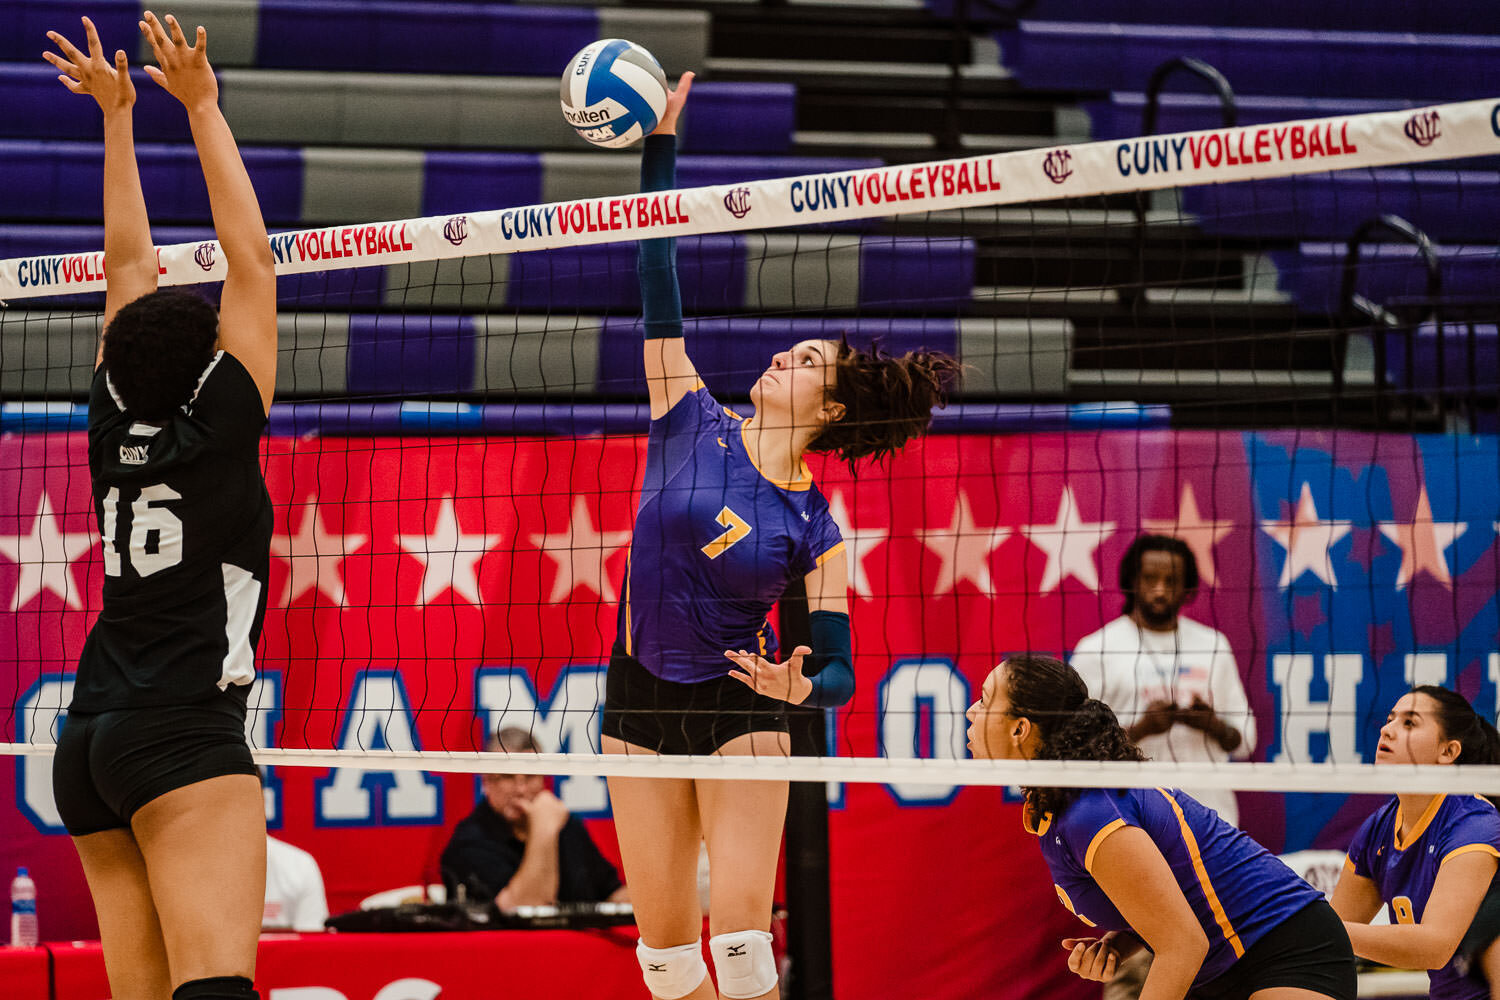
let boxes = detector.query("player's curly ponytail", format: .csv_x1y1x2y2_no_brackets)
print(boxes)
806,339,960,465
1002,654,1147,826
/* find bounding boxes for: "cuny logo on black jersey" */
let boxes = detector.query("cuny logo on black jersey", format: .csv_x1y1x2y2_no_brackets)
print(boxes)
118,444,149,466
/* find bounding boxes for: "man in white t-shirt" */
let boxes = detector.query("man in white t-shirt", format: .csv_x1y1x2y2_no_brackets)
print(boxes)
263,835,330,933
1070,534,1257,1000
1070,533,1256,825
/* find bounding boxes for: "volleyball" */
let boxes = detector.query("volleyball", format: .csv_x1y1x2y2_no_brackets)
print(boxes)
560,39,669,148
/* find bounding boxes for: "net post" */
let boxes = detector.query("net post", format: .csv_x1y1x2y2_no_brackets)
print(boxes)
779,581,834,1000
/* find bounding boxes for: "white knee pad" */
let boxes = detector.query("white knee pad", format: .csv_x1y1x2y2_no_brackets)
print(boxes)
709,929,777,999
636,939,707,1000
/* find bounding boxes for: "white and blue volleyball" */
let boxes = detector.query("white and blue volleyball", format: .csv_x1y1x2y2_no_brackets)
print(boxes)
561,39,669,148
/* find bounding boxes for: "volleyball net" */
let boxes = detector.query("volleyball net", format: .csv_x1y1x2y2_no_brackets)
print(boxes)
2,98,1500,810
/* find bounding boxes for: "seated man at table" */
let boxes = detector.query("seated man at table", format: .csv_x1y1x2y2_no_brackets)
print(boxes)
441,727,629,910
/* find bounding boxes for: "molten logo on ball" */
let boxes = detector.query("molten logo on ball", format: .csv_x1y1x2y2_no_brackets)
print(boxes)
194,242,216,271
560,39,669,149
723,187,752,219
443,216,469,246
1404,110,1440,147
1043,149,1073,184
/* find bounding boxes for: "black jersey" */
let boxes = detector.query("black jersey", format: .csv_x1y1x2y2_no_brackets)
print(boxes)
71,351,272,712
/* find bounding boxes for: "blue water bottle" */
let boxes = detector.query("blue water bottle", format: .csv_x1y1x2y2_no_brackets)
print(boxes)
10,867,37,948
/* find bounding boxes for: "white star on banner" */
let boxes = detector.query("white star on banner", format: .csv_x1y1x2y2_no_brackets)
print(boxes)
1022,487,1116,593
1377,486,1467,590
0,491,96,612
916,492,1010,596
825,492,888,601
398,495,504,606
1141,482,1235,588
1260,482,1352,589
529,497,633,605
271,502,368,607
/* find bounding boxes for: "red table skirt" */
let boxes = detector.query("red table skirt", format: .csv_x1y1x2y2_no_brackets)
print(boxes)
52,928,652,1000
0,946,50,1000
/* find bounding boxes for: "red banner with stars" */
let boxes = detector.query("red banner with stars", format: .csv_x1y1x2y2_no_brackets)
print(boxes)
5,428,1498,1000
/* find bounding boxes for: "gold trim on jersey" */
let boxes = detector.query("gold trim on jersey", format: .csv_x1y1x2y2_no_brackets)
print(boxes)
1157,787,1245,959
1084,818,1127,874
738,417,813,491
1441,843,1500,866
1394,794,1447,851
814,541,846,568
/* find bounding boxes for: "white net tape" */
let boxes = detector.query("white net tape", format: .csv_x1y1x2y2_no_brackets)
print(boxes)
3,743,1498,795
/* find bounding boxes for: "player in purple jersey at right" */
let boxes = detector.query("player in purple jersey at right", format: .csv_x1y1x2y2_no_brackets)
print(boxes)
1331,686,1500,1000
600,73,957,1000
967,654,1356,1000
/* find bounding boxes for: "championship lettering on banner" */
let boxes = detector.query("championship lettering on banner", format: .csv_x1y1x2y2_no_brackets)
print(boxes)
3,98,1498,299
3,429,1499,1000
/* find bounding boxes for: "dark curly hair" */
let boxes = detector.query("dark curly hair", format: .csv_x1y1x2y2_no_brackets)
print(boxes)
101,289,219,420
1002,653,1147,825
1118,533,1199,615
806,339,960,465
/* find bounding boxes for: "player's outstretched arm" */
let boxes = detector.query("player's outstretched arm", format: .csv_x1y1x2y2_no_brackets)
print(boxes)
45,18,155,362
140,11,276,413
639,72,702,420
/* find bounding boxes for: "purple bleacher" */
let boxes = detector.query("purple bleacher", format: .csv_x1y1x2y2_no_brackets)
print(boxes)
0,141,304,224
255,0,596,75
1272,244,1500,316
274,266,387,309
1084,93,1434,142
1384,324,1499,394
421,153,544,215
1181,171,1500,244
953,0,1474,32
257,400,1169,437
999,22,1500,99
678,83,798,156
676,154,881,188
595,318,960,398
506,236,744,313
859,237,975,311
0,66,194,142
346,314,476,395
4,0,139,64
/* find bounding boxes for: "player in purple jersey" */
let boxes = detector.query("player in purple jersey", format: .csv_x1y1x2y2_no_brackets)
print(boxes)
44,14,276,1000
1331,687,1500,1000
600,75,957,1000
967,655,1356,1000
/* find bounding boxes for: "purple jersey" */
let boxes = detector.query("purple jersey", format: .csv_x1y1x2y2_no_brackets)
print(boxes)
1346,794,1500,1000
618,387,844,684
1032,787,1324,987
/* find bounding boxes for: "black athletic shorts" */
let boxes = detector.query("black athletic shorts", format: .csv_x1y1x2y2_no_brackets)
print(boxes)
1191,899,1357,1000
602,643,788,755
1455,877,1500,982
52,690,258,836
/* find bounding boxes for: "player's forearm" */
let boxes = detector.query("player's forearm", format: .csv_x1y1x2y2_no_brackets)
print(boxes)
638,133,682,342
496,837,563,909
101,111,156,283
185,103,272,272
1344,920,1461,971
1136,941,1207,1000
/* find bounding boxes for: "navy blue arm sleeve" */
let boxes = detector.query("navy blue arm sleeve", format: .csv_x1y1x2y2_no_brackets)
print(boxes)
803,610,855,708
638,133,682,341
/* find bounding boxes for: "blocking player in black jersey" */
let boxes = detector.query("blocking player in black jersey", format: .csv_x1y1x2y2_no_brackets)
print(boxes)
45,14,277,1000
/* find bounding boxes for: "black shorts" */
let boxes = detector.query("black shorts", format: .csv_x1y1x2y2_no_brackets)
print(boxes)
1191,900,1357,1000
1455,877,1500,981
52,692,258,836
602,643,788,755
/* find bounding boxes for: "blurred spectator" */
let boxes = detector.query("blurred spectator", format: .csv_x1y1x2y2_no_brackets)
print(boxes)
441,727,628,910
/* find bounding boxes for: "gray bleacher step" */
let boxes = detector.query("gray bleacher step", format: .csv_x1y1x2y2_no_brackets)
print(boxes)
705,56,1008,82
